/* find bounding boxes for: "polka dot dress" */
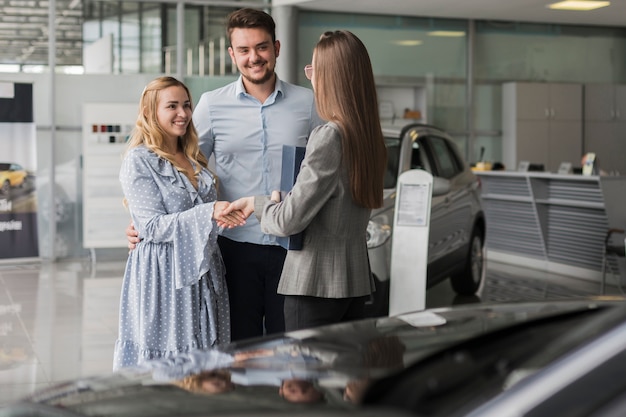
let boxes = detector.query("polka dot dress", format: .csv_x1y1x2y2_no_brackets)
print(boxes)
113,146,230,371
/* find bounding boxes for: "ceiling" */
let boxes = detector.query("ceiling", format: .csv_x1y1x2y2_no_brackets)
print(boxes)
0,0,82,67
274,0,626,28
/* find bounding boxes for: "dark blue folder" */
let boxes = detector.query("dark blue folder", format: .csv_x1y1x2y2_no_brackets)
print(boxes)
277,145,306,250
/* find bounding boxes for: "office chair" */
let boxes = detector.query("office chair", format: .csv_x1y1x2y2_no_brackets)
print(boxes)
601,228,625,294
599,178,626,295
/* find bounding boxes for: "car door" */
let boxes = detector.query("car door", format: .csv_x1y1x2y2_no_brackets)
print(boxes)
419,134,475,268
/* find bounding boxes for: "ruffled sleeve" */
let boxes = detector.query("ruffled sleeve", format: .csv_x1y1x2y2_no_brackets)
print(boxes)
120,146,218,289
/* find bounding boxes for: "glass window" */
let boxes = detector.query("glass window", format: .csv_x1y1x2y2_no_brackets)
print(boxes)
120,2,141,73
298,10,468,158
411,142,424,170
426,135,461,179
298,12,467,82
141,5,163,74
83,0,165,74
81,1,244,75
383,137,401,189
475,22,626,83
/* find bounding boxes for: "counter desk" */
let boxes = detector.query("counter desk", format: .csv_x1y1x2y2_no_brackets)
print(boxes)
475,171,626,286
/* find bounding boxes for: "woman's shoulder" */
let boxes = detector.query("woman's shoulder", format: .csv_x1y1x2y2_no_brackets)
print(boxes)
124,146,176,177
123,145,153,168
310,122,342,148
312,121,341,138
125,144,150,160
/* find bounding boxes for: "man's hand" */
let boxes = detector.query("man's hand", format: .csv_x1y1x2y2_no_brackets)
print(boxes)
126,222,141,251
214,201,247,229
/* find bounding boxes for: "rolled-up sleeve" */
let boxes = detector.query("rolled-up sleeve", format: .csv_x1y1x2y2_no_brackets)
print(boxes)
194,92,215,159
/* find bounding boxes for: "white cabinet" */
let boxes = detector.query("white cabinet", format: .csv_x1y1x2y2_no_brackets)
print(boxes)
583,84,626,175
376,77,428,123
502,82,583,172
82,103,136,249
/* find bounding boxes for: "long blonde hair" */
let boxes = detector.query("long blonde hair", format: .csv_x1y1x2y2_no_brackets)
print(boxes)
312,31,386,209
126,76,208,181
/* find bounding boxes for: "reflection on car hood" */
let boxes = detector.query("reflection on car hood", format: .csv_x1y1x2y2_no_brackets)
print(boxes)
1,298,623,417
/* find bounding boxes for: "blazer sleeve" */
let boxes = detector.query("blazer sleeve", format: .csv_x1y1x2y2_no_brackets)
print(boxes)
254,123,342,237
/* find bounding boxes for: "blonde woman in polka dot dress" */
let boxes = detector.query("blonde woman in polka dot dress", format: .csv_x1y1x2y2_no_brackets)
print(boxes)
113,76,245,370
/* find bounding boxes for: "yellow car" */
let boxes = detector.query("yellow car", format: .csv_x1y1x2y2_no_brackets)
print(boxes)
0,162,28,194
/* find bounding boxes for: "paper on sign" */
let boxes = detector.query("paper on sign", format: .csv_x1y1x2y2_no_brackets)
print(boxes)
396,182,429,226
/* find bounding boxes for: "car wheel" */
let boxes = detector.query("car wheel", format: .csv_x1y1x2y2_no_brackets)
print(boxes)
1,180,9,195
450,226,485,295
364,275,390,318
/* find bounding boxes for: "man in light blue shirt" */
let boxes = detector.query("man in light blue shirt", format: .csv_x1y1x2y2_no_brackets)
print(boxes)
194,79,319,246
194,8,322,340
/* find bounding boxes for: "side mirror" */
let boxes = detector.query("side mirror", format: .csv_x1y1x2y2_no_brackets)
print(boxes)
432,177,450,196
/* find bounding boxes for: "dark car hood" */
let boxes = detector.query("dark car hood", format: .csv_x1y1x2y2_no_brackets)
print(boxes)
2,298,623,417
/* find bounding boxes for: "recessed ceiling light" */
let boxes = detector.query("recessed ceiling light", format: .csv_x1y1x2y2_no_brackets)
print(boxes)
547,1,610,11
391,40,423,46
427,31,466,37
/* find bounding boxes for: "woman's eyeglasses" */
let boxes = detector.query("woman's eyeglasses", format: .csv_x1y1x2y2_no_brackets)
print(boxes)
304,64,313,80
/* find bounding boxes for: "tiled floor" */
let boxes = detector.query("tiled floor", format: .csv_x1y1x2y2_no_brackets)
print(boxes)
0,256,622,406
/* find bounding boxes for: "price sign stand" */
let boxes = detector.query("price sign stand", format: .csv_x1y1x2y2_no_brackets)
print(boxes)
389,169,433,316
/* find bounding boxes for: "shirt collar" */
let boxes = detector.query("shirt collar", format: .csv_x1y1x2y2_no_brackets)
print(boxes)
235,74,285,100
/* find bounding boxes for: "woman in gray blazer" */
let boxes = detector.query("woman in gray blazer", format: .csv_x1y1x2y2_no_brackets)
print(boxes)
226,31,387,331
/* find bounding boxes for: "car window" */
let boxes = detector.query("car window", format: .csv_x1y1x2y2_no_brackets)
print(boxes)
425,135,462,179
410,142,425,170
384,137,401,189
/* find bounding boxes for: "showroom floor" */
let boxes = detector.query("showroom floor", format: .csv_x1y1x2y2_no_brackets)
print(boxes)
0,256,623,406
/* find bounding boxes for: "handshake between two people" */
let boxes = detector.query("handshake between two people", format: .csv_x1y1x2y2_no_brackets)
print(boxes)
215,190,281,229
125,191,281,250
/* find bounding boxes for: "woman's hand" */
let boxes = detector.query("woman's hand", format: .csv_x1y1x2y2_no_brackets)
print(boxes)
223,197,255,219
214,201,247,229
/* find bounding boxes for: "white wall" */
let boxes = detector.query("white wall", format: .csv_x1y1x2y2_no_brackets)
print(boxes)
0,73,159,258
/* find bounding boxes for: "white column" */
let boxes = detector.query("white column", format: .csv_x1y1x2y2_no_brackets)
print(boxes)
272,6,299,84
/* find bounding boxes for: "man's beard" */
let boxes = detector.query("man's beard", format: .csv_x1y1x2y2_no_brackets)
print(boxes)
243,64,275,85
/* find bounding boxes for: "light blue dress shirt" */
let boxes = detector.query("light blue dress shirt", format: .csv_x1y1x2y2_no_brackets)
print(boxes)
194,76,323,245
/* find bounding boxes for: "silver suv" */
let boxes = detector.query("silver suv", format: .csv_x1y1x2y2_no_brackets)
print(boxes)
366,122,486,316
